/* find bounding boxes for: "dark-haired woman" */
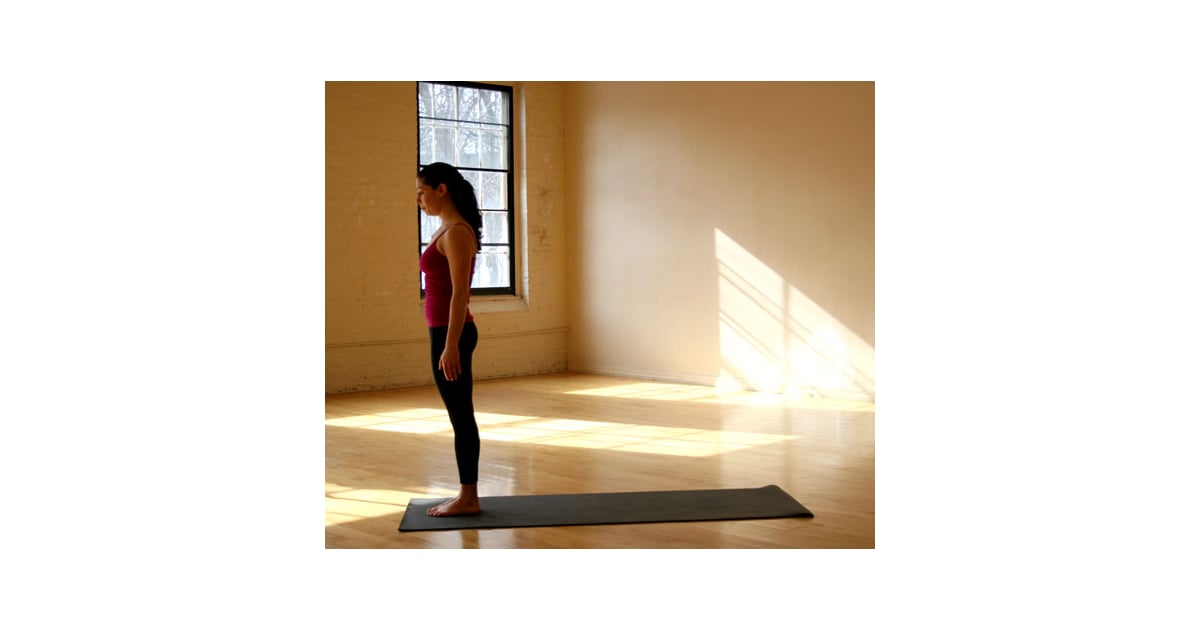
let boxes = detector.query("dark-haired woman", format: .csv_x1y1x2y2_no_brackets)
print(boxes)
416,162,485,517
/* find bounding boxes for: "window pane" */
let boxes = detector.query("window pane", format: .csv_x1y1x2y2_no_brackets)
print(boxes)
433,83,456,118
472,246,510,289
420,214,439,243
420,244,430,291
481,129,506,170
480,211,509,244
419,123,433,165
458,128,481,168
460,169,482,203
481,171,505,209
481,90,504,124
418,82,434,117
458,87,480,122
434,125,455,163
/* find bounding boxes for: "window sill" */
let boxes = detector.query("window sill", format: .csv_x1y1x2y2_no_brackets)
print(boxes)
420,294,529,314
471,294,529,313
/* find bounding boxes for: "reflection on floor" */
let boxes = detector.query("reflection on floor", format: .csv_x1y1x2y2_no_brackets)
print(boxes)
325,372,874,549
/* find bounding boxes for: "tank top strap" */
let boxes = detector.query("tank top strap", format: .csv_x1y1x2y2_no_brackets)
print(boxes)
446,222,478,247
431,222,471,247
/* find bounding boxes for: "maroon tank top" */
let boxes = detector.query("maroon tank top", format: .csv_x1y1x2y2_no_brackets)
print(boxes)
420,224,476,327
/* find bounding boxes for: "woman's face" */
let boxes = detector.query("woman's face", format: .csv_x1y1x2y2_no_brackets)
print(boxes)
416,178,447,216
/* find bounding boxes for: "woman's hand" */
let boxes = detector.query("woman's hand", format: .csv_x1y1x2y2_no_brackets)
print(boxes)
439,345,462,381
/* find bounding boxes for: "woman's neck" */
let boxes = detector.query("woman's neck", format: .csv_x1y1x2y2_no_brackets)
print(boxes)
439,208,466,226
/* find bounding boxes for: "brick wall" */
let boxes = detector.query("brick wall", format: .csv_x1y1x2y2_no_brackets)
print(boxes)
325,82,567,393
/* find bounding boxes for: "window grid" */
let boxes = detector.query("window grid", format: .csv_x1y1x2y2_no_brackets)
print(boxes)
418,81,515,296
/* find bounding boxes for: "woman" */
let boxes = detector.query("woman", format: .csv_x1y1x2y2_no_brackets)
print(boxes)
417,162,484,517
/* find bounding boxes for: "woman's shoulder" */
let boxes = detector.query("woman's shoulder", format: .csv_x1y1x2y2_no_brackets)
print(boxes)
438,222,476,253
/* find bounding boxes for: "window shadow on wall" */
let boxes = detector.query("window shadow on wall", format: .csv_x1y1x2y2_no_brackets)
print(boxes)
716,228,874,398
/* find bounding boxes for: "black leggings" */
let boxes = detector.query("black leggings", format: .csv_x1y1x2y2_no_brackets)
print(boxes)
429,321,479,485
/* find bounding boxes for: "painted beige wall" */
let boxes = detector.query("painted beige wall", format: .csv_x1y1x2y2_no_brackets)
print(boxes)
325,82,567,393
565,82,874,398
326,81,873,398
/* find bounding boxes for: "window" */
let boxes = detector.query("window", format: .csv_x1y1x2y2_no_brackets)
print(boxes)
418,81,515,296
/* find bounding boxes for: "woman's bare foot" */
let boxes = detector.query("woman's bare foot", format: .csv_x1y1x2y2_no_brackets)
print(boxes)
427,485,481,517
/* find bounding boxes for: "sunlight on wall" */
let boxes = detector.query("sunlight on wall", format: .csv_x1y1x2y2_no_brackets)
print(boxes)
716,228,874,398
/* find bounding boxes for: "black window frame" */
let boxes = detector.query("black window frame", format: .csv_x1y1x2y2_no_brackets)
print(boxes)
417,80,516,297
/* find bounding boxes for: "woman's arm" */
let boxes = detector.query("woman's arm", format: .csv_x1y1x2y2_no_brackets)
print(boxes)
438,224,476,381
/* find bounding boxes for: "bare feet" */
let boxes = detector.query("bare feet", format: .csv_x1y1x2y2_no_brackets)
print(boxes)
427,485,481,517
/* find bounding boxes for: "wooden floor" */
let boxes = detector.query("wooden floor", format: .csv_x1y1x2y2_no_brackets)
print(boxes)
325,372,874,548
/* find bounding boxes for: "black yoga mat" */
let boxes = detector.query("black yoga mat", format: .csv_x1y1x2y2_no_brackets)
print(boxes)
398,484,813,532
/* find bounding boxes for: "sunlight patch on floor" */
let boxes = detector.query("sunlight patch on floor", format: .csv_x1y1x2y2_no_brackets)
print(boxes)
327,409,798,457
324,483,450,526
326,494,405,523
564,381,733,402
514,417,795,456
567,380,875,412
326,409,446,434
